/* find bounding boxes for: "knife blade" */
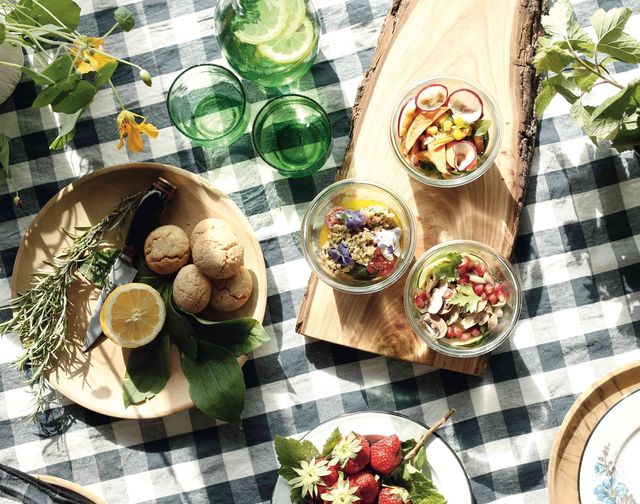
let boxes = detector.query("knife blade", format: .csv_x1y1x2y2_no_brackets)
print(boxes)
82,177,176,352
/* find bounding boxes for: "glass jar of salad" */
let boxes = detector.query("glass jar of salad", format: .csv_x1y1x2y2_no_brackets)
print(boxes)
301,179,416,294
214,0,320,87
404,240,522,357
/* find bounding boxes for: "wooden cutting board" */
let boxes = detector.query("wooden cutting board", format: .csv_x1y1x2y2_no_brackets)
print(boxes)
296,0,546,375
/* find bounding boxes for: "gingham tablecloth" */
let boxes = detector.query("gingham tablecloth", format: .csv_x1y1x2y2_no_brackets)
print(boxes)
0,0,639,502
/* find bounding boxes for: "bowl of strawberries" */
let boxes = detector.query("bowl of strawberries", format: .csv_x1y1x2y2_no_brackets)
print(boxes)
271,411,472,503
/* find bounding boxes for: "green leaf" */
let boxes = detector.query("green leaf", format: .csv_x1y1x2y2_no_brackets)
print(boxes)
597,33,640,64
585,84,637,139
31,84,65,108
610,114,640,152
591,7,631,45
533,42,573,73
33,0,80,30
163,286,198,360
122,331,171,407
321,428,342,457
473,119,491,137
569,100,595,129
94,61,117,88
78,247,119,287
51,80,96,113
41,55,75,82
449,284,482,312
21,66,52,86
432,252,462,281
180,340,245,424
134,258,172,290
0,24,5,45
274,435,320,469
541,0,594,52
0,133,9,171
49,109,82,149
184,313,270,357
535,79,556,117
114,6,135,32
411,472,447,504
572,65,599,92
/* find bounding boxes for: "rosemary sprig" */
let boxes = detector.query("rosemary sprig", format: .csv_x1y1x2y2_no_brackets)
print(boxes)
0,191,144,420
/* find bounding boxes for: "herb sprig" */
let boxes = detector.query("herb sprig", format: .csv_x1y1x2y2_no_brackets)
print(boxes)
0,191,144,419
533,0,640,152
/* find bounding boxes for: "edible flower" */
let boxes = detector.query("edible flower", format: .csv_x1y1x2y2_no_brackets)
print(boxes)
321,474,360,503
328,243,353,266
116,110,159,152
288,458,332,498
374,227,401,260
72,37,116,73
343,210,366,231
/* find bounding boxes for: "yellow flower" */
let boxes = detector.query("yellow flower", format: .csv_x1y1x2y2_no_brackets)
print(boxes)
116,110,159,153
72,37,116,74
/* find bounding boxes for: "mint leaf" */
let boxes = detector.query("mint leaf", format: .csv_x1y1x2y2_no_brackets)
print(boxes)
122,331,171,407
114,6,135,31
585,84,637,139
180,340,245,425
432,253,462,281
597,33,640,64
274,435,320,469
78,247,119,287
449,284,481,312
591,7,631,46
321,428,342,457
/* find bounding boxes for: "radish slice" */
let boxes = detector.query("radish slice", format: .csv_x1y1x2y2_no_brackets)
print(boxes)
415,84,448,111
397,99,417,137
449,141,477,171
448,89,483,123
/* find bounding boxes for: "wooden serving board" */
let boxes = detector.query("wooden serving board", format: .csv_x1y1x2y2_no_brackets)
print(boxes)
12,163,267,419
547,361,640,502
297,0,546,375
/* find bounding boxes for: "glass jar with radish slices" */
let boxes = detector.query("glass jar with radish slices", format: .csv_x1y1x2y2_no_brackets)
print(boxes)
403,240,521,357
390,77,503,188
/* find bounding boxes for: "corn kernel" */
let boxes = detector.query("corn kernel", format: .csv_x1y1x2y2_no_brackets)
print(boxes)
426,125,439,136
461,126,472,136
443,120,453,132
453,128,465,141
453,116,465,126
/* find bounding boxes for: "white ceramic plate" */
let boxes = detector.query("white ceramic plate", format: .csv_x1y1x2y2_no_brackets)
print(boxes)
578,390,640,503
271,411,473,503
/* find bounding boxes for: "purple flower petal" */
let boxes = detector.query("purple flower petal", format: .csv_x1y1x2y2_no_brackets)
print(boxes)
328,243,353,266
344,210,366,231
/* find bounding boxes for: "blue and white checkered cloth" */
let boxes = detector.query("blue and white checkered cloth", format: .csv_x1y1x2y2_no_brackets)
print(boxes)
0,0,639,502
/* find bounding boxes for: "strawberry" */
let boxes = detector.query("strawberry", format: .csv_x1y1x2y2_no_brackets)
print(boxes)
321,461,339,487
369,434,403,475
319,475,359,503
330,432,370,474
348,471,380,504
378,486,412,504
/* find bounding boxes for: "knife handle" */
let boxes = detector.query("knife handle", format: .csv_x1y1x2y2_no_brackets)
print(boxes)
122,177,177,261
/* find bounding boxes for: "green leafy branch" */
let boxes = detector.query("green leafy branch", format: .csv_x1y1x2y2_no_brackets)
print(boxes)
533,0,640,152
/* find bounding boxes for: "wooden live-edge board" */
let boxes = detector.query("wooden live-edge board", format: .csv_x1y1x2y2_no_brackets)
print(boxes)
297,0,547,375
547,361,640,502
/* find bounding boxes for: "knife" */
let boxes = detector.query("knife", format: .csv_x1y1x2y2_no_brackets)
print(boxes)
82,177,177,352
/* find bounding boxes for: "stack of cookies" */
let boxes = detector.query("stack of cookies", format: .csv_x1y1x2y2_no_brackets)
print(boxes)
143,218,253,314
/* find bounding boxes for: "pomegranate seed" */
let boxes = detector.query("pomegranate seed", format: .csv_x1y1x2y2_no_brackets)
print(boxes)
453,325,463,337
484,284,494,294
461,256,472,268
447,326,455,338
459,275,469,284
470,326,481,337
472,284,484,295
473,264,486,276
414,289,427,308
488,294,498,305
460,332,471,341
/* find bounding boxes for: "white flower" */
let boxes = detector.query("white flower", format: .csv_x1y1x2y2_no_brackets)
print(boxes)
289,458,332,498
374,227,402,260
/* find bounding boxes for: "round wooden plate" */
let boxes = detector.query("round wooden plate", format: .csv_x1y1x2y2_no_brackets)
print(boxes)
547,361,640,502
11,162,267,419
36,474,107,504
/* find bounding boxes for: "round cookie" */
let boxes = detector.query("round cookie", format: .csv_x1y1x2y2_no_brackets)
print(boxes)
190,218,231,249
172,264,212,314
192,228,244,280
210,267,253,312
144,225,190,275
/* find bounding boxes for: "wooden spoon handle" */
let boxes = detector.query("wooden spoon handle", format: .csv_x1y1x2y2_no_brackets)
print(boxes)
404,408,456,462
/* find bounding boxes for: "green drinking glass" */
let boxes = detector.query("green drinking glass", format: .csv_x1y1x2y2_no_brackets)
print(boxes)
166,64,249,148
252,94,332,178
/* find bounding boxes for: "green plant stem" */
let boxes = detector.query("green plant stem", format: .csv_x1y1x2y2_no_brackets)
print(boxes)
564,38,623,90
101,22,119,38
109,79,126,110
